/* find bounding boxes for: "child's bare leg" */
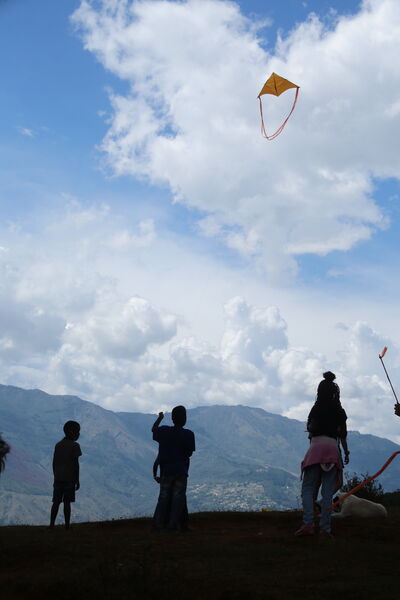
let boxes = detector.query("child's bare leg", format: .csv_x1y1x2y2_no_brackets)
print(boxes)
50,502,60,527
64,500,71,529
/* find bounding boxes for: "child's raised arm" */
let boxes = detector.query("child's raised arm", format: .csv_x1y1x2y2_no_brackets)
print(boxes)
152,412,164,432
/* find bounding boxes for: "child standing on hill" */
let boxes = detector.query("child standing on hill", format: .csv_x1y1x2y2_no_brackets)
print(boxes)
49,421,82,530
296,372,349,539
152,407,195,531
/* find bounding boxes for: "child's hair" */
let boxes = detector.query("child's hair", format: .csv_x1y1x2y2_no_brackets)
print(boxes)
323,371,335,382
63,421,80,439
0,435,10,473
171,406,186,426
316,371,340,405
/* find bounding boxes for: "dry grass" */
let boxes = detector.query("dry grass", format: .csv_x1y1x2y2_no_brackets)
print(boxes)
1,510,400,599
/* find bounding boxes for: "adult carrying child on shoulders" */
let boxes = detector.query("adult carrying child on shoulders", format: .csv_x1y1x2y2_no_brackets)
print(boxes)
295,371,349,539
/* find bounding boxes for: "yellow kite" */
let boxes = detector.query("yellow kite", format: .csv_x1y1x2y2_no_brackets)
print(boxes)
258,72,299,140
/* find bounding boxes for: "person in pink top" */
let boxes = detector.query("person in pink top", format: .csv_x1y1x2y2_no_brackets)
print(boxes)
295,372,349,539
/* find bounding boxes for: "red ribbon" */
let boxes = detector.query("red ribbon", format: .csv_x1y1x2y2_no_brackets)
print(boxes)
327,451,400,510
259,87,299,140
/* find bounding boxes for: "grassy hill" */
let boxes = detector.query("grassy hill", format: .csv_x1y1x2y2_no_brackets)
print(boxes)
1,510,400,600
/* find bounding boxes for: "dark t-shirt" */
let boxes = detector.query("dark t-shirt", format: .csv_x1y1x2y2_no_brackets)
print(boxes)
152,425,195,476
53,438,82,482
307,404,347,439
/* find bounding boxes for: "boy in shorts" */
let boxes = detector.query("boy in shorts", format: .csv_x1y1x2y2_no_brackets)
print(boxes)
49,420,82,530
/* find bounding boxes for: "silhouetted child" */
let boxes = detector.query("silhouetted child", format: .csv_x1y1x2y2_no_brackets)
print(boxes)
152,407,195,531
296,372,349,539
0,435,10,474
153,454,189,529
49,421,82,530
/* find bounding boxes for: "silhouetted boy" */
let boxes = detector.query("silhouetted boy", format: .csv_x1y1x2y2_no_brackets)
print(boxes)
152,406,195,531
49,421,82,530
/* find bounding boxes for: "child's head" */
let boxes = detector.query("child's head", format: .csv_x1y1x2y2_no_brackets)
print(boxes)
316,371,340,405
63,420,80,441
171,405,186,427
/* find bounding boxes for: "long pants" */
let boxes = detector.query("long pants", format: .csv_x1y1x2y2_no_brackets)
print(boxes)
302,464,337,533
153,474,188,530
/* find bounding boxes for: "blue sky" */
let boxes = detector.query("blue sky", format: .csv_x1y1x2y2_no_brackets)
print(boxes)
1,0,397,280
1,0,400,442
0,0,391,284
0,0,364,218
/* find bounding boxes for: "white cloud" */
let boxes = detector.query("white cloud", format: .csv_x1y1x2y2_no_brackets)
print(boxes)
1,200,399,441
106,219,156,249
64,295,177,360
71,0,399,278
17,126,34,137
221,296,288,365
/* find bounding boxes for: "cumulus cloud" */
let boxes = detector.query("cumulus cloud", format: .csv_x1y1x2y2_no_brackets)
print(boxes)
17,126,34,137
64,295,177,360
284,320,400,441
0,252,67,361
221,296,288,366
106,219,156,249
0,199,171,384
71,0,399,277
1,203,399,442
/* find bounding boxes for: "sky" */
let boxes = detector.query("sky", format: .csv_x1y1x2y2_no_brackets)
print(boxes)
1,0,400,442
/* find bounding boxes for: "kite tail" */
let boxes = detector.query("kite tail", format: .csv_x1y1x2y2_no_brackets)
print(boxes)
259,87,299,140
327,450,400,510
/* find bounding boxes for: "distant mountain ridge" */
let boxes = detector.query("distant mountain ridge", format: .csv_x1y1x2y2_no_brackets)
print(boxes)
1,384,400,525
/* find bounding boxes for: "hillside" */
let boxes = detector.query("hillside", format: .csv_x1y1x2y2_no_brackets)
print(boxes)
1,384,400,525
1,511,400,600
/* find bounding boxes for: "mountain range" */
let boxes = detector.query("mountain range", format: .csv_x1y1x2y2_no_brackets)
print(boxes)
1,383,400,525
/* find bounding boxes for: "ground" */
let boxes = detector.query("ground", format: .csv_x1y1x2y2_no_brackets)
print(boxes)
1,510,399,599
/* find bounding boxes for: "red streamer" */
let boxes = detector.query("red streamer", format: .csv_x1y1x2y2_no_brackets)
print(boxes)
327,451,400,510
259,87,299,140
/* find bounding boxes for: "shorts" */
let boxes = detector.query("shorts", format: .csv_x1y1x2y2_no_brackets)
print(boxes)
52,481,76,503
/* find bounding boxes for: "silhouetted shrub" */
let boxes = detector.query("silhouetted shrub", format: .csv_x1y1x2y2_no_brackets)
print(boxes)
342,472,384,502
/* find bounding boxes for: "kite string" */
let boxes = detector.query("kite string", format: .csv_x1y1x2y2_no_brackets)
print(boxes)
259,87,299,140
259,96,269,138
327,450,400,510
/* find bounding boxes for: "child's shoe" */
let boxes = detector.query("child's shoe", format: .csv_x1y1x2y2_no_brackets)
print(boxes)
294,523,315,536
319,529,334,539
